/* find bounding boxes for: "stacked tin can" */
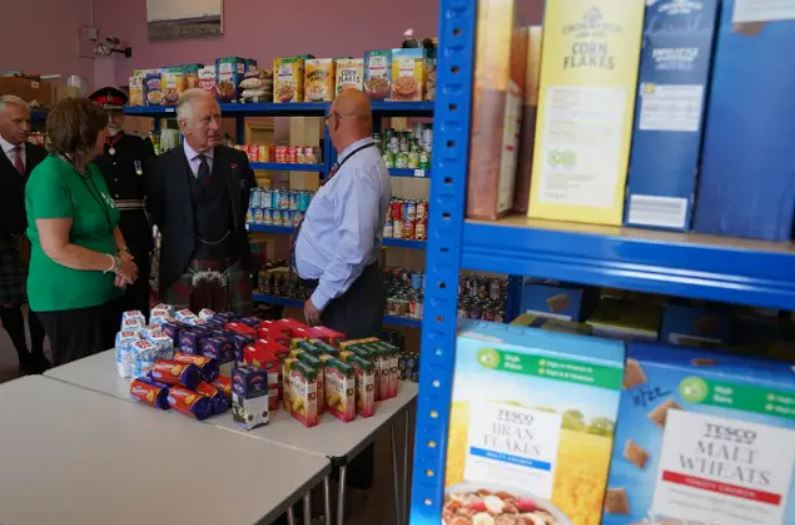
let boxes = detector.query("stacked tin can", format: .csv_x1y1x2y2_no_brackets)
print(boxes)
383,267,426,320
457,273,507,323
246,187,314,228
234,144,321,165
373,124,432,170
384,198,428,241
257,261,315,300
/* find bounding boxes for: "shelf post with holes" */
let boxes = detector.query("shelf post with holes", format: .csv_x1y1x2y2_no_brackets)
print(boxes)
409,0,477,522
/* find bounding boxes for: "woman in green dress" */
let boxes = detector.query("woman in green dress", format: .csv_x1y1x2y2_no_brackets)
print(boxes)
26,98,138,365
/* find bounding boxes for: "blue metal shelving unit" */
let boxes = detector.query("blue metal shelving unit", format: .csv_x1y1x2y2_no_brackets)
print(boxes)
388,168,430,178
250,162,325,172
248,223,426,250
410,0,795,522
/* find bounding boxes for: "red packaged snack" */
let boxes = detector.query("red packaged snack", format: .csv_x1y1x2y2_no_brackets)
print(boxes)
212,375,232,397
277,318,311,333
172,352,219,382
256,325,291,346
196,381,230,415
307,326,346,346
167,385,214,420
225,322,256,336
129,377,170,410
149,359,201,390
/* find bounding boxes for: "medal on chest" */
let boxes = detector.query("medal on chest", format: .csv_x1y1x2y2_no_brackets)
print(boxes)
134,159,143,176
108,147,116,156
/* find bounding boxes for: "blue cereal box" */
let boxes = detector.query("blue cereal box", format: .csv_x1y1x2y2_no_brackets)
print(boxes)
624,0,720,231
604,343,795,525
519,281,592,321
659,302,730,347
694,1,795,241
215,57,246,103
444,320,625,525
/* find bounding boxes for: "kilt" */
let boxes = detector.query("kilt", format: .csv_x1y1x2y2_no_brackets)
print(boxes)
164,259,253,315
0,236,27,305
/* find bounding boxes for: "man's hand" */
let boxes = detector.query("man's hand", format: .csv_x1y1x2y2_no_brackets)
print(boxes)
304,298,322,326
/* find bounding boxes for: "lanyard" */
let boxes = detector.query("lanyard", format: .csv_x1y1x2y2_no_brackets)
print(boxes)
60,155,113,235
329,141,376,179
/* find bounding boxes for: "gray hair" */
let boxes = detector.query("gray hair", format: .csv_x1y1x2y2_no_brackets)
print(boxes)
0,95,30,114
176,88,216,122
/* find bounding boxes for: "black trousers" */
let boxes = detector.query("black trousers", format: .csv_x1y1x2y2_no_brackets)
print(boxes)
36,301,120,366
119,211,152,318
306,263,385,489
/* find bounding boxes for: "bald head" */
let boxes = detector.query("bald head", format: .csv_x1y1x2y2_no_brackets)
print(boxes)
327,89,373,152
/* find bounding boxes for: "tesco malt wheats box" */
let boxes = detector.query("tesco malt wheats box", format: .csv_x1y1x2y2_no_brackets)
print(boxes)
444,320,625,525
604,343,795,525
528,0,644,226
624,0,720,231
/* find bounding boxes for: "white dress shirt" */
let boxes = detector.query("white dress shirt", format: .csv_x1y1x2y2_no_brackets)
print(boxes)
0,134,25,171
183,140,214,177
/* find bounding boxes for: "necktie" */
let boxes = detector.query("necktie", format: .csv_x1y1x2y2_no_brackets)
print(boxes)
197,154,210,186
290,161,339,274
13,146,24,175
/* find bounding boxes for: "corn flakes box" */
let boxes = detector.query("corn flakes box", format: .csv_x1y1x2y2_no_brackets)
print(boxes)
335,58,364,96
391,48,426,101
273,56,306,103
605,343,795,525
304,58,335,102
444,320,624,525
364,50,392,100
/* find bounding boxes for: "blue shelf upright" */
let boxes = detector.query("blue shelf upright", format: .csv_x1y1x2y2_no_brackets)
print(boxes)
410,0,477,522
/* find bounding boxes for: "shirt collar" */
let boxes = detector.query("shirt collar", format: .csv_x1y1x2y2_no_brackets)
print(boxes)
183,139,214,162
338,137,374,164
0,134,22,155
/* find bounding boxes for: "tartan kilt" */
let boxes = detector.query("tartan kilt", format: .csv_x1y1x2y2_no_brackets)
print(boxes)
0,236,27,304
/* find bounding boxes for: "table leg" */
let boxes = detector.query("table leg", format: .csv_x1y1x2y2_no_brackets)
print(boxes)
287,505,296,525
402,407,410,525
324,475,332,525
336,464,347,525
303,492,312,525
390,423,401,525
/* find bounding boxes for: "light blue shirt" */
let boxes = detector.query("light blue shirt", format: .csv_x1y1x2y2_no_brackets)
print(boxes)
183,140,214,177
295,137,391,310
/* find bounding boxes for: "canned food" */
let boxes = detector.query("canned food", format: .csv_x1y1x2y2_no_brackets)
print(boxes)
411,273,423,290
248,189,260,208
402,220,414,240
390,201,403,220
290,192,299,211
392,219,403,239
383,152,394,169
246,208,255,224
299,192,312,212
248,144,259,162
280,191,290,210
263,208,273,225
259,145,268,162
262,189,272,209
419,151,430,170
408,151,419,169
254,208,264,225
282,210,292,226
292,211,303,226
383,221,394,238
287,146,298,164
404,201,416,222
271,189,281,209
416,201,428,221
305,146,316,164
272,209,283,226
415,221,427,241
396,153,408,169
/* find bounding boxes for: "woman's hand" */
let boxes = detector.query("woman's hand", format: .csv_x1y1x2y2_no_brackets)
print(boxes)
117,255,138,286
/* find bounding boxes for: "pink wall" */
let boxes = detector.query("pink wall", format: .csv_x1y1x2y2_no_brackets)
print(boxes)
95,0,544,87
0,0,95,85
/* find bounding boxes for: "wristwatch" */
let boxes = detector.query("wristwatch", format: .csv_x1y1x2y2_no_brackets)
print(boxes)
117,246,130,254
104,254,121,274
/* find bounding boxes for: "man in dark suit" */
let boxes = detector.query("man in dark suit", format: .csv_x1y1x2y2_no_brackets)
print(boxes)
146,89,255,314
0,95,48,374
90,87,156,317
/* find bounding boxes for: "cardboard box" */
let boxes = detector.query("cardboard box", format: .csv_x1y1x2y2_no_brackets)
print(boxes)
511,312,592,336
466,0,528,220
364,50,392,100
587,298,661,341
518,281,591,321
198,65,217,98
0,77,55,107
605,343,795,525
232,366,269,431
143,69,164,106
304,58,335,102
694,1,795,241
445,320,625,525
273,56,306,103
390,49,425,101
624,0,720,231
513,25,543,214
335,58,364,96
659,303,730,348
324,357,356,422
215,57,246,103
286,360,320,427
528,0,645,225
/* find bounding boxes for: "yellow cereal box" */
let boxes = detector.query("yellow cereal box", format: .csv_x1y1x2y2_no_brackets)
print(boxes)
390,49,426,101
335,58,364,96
273,57,306,103
304,58,335,102
128,76,143,106
445,320,624,525
528,1,644,225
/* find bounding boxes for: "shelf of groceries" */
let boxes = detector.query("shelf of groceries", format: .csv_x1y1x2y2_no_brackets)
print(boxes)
124,100,434,117
412,1,795,525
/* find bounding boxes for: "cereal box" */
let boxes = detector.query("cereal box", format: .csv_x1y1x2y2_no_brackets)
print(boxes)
128,76,144,106
325,358,356,422
528,0,645,226
659,303,730,348
215,57,246,103
445,320,625,525
587,298,661,342
519,281,594,321
364,50,392,100
514,25,543,214
391,48,425,101
511,313,592,336
304,58,335,102
287,360,320,427
605,343,795,525
273,56,305,103
335,58,364,95
198,65,217,98
232,366,269,430
142,69,164,106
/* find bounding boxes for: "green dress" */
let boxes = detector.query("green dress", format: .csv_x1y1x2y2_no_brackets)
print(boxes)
26,155,121,312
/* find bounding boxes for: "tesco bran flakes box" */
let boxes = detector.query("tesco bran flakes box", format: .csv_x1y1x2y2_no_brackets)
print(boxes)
604,343,795,525
445,320,625,525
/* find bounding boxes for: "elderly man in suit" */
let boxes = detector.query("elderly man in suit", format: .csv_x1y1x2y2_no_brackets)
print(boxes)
146,89,255,314
0,95,48,374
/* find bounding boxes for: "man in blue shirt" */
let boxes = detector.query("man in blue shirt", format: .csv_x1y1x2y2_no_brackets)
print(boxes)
294,89,391,338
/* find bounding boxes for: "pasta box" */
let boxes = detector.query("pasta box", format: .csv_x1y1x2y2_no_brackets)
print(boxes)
605,342,795,525
445,320,625,525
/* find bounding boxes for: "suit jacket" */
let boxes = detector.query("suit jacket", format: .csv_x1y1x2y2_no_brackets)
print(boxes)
0,143,47,238
145,144,255,294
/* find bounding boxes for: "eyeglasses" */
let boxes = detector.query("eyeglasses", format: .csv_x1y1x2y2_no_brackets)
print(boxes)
324,112,342,124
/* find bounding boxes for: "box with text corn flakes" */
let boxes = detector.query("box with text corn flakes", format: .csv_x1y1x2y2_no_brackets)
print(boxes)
444,320,625,525
605,343,795,525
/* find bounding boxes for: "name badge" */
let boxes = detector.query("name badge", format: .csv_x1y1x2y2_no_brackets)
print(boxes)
134,160,143,176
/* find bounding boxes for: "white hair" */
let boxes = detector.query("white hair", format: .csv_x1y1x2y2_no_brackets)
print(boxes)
176,88,216,122
0,95,30,114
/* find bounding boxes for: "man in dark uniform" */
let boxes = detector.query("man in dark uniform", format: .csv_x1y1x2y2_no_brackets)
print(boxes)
89,87,155,317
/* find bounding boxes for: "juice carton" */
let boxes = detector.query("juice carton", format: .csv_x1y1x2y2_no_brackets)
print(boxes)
324,358,356,422
287,360,320,428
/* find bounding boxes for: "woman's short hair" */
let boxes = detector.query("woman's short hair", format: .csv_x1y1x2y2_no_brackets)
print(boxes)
46,98,107,157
